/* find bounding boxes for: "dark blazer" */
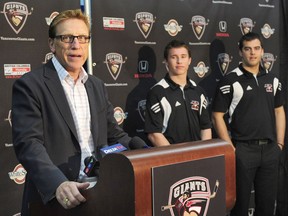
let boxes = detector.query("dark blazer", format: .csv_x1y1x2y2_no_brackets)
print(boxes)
12,60,131,215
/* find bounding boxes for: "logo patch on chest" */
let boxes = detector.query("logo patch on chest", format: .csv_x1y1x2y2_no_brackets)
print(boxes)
191,100,199,111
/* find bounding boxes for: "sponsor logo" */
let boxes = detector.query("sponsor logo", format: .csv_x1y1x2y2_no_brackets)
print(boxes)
1,2,33,34
114,107,127,125
134,60,153,78
216,21,230,37
161,177,219,216
103,17,125,31
217,53,232,76
239,18,255,35
219,21,227,32
261,23,275,39
4,64,30,79
104,53,126,80
262,53,276,71
190,16,208,40
138,60,149,73
164,19,183,36
137,100,146,122
8,164,27,184
134,12,155,39
175,101,181,107
246,86,253,91
45,11,59,26
193,61,209,78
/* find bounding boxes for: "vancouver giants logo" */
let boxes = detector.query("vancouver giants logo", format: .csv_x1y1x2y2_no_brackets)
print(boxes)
261,53,276,71
104,53,126,80
190,16,208,40
162,177,219,216
217,53,232,76
134,12,155,39
1,2,33,34
264,84,273,93
239,18,255,35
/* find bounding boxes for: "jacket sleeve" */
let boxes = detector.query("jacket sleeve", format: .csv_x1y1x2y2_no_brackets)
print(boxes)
12,73,67,204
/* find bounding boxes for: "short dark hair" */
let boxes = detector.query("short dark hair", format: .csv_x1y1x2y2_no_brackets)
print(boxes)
164,40,191,60
238,32,263,50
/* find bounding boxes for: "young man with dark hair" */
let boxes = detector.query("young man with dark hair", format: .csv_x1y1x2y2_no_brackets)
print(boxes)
212,32,285,216
145,40,212,146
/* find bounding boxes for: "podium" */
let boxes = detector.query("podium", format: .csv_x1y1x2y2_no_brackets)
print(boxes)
30,139,235,216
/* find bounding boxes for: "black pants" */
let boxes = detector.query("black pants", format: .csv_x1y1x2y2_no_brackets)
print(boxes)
230,140,281,216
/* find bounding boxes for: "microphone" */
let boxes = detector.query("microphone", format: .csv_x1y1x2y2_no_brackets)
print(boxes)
99,143,127,156
129,136,150,150
83,155,100,177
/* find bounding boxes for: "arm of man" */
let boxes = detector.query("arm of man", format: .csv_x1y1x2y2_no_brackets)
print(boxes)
200,128,212,140
148,132,170,147
275,106,286,150
212,111,234,149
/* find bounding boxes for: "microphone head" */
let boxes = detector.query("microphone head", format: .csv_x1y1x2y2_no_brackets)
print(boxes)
83,155,99,177
129,136,150,150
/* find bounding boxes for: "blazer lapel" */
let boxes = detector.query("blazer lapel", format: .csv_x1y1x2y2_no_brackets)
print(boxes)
43,61,79,142
85,78,99,145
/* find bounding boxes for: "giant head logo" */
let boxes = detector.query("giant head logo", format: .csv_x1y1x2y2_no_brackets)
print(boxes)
1,2,33,34
162,177,219,216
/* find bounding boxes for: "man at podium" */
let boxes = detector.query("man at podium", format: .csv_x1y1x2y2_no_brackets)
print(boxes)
11,9,133,215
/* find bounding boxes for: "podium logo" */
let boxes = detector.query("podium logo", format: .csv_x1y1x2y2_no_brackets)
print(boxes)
8,164,27,184
162,177,219,216
1,2,33,34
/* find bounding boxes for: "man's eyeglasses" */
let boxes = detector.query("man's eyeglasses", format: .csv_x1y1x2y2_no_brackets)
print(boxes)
54,35,91,44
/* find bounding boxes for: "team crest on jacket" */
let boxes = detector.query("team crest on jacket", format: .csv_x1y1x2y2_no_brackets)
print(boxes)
104,53,126,80
134,12,155,39
191,100,200,111
161,177,219,216
1,2,33,34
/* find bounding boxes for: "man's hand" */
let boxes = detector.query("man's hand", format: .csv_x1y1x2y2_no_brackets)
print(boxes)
56,181,90,209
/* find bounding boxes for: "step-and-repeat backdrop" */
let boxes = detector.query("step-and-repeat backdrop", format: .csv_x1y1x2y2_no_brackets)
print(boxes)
0,0,279,215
